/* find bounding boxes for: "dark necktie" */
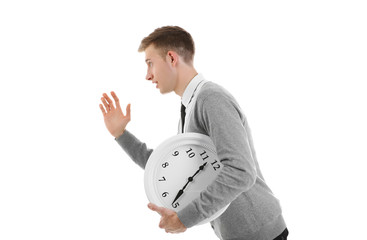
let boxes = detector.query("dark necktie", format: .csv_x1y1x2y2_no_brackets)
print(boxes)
181,103,186,133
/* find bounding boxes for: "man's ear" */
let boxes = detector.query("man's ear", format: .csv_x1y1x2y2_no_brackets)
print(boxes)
167,51,178,66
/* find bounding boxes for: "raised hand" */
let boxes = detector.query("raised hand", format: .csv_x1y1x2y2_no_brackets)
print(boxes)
99,91,131,138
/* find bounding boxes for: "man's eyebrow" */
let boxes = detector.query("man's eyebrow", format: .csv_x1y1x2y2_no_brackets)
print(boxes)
145,59,151,63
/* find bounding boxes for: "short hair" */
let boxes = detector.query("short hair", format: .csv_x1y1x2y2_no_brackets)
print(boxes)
138,26,195,64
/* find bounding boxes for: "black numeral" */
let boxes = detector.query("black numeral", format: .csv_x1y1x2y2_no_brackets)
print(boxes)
172,202,180,208
200,150,209,161
162,192,169,197
211,160,221,171
172,151,179,156
162,162,169,168
186,148,195,158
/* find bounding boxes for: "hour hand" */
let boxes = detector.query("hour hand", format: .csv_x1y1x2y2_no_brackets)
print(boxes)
172,179,191,205
172,190,184,205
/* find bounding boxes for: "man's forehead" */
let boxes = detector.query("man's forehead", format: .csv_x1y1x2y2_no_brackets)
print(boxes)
144,45,154,58
144,45,162,61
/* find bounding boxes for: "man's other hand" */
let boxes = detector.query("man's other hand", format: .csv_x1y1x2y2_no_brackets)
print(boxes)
148,203,187,234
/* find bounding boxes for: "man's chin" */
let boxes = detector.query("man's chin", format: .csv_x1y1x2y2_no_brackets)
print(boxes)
159,88,170,94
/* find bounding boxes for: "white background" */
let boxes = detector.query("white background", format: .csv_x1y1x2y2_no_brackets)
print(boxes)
1,0,366,239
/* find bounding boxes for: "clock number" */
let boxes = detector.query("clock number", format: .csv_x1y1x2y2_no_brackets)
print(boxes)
200,150,209,161
211,160,221,171
172,202,180,208
162,162,169,168
162,192,169,197
186,148,195,158
158,176,166,181
172,151,179,156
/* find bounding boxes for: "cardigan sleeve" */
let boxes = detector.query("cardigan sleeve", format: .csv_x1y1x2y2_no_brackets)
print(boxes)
177,90,257,227
115,130,153,169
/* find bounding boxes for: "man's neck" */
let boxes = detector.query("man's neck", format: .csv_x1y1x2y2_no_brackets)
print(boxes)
174,66,198,97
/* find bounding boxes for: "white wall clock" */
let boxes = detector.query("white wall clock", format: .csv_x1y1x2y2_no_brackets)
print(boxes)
144,133,229,225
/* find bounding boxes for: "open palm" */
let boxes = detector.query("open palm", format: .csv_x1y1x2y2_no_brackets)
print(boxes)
99,91,131,138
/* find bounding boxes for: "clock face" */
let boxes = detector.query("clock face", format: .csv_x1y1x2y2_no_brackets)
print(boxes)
144,133,229,225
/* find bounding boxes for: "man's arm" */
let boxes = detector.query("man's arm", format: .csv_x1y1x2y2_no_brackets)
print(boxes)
100,92,184,232
177,90,257,227
115,130,153,169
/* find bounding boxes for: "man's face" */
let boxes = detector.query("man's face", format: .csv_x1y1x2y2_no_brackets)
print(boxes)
144,45,177,94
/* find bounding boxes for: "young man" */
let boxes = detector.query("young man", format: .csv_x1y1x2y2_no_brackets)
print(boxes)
99,26,288,240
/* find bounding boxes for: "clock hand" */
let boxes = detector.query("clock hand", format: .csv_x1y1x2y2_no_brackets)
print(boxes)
171,177,193,205
172,162,207,205
190,162,207,180
171,189,184,205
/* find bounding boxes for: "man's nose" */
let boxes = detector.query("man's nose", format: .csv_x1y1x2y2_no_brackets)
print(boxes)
146,71,153,81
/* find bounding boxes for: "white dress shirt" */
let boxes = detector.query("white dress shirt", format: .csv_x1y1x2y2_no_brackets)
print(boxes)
180,73,207,133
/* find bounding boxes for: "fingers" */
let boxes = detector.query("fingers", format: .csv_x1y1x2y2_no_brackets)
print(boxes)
148,203,164,216
100,92,118,114
100,91,130,118
99,104,106,116
101,96,110,112
148,203,186,234
126,103,131,119
111,91,121,109
148,204,168,230
160,219,166,229
148,203,175,217
102,93,115,110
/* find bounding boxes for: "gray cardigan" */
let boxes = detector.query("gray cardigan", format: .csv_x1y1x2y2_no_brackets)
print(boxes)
116,82,286,240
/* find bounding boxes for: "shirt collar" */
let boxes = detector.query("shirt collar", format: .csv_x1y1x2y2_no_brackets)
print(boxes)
181,73,204,108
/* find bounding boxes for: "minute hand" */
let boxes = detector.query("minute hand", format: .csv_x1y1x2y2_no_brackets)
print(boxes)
171,162,207,205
